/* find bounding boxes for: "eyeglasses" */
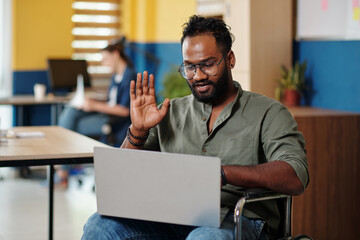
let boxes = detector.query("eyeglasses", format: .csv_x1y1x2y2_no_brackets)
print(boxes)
178,53,228,80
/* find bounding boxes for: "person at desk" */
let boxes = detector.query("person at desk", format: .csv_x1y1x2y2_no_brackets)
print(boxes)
57,37,137,186
82,15,309,240
59,37,136,140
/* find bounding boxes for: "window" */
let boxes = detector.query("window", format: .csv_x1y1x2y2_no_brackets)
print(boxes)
71,0,122,79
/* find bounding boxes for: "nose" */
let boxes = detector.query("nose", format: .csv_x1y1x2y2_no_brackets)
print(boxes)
192,66,207,81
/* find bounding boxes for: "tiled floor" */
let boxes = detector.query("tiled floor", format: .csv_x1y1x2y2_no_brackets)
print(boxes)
0,168,96,240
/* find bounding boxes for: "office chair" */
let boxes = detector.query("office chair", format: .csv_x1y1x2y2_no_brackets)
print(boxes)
100,116,130,146
232,189,312,240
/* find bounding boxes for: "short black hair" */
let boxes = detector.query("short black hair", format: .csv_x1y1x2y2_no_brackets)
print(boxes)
181,15,234,54
102,36,133,67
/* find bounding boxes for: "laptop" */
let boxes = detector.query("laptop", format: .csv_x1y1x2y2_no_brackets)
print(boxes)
93,146,223,228
47,59,91,94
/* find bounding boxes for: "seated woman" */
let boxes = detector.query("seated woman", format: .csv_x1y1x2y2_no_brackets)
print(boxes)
57,37,137,187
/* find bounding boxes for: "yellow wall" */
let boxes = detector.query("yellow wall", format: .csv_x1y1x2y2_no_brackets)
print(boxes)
122,0,196,42
12,0,73,70
12,0,195,70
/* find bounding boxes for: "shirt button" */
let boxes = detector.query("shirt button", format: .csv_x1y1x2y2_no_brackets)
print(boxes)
202,117,206,121
203,148,207,152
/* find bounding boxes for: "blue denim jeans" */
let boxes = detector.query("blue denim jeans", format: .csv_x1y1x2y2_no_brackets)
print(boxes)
58,106,109,136
81,211,268,240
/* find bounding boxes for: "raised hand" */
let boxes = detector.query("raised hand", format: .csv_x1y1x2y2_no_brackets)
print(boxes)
129,71,170,136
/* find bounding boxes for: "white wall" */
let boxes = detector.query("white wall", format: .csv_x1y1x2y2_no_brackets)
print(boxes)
297,0,360,40
0,0,13,129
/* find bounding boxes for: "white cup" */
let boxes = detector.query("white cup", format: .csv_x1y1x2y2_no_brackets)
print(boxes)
33,84,46,100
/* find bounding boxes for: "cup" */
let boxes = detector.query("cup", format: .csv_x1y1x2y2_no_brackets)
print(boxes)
33,83,46,100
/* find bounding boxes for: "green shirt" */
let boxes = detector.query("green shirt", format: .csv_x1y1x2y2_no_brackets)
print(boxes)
144,82,309,237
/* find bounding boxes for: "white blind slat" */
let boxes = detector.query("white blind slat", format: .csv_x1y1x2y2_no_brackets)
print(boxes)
71,0,122,76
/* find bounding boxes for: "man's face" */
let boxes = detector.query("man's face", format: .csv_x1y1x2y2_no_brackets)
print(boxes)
182,34,229,103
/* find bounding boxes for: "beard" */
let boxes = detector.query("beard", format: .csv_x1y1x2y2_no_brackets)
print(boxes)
187,66,229,104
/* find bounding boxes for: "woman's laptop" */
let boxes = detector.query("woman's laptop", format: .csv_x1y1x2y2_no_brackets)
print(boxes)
93,147,223,228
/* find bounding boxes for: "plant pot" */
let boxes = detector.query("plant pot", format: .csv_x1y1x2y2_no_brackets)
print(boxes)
283,89,300,106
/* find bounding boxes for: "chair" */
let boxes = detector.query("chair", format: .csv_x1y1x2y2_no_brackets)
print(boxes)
232,189,312,240
100,116,131,146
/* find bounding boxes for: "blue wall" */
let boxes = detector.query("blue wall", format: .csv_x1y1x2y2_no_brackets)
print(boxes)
12,70,51,126
128,42,183,100
13,70,49,95
294,40,360,112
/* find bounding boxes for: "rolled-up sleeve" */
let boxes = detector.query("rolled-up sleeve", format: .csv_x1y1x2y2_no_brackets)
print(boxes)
261,104,309,188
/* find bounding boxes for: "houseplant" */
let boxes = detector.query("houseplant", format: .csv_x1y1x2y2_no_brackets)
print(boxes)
275,61,307,106
159,66,191,102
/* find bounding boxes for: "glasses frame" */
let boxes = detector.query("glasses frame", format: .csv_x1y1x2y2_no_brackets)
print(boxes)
178,52,229,80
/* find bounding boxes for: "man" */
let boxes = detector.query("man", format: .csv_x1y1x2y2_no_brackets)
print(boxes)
82,15,309,240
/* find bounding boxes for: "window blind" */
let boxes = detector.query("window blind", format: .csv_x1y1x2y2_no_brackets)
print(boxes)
197,0,224,18
72,0,122,79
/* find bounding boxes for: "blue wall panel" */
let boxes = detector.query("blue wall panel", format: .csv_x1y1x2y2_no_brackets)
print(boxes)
128,42,183,101
12,70,51,126
294,40,360,112
13,70,49,95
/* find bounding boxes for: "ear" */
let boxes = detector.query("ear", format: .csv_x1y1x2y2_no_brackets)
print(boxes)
228,50,236,69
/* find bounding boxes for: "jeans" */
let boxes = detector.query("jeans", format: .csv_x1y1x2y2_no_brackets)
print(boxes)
58,106,109,136
81,212,268,240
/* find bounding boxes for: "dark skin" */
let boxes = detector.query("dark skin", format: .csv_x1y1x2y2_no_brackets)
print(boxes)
121,34,304,195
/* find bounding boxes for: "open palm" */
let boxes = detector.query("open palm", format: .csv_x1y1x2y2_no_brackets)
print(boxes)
130,71,170,133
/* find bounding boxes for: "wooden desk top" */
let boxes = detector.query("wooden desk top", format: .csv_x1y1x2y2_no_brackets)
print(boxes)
0,126,109,163
288,106,360,117
0,95,70,105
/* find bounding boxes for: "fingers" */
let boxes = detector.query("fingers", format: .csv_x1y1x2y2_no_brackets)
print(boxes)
143,72,149,95
149,74,155,96
158,98,170,118
132,71,156,98
136,72,143,97
130,80,136,101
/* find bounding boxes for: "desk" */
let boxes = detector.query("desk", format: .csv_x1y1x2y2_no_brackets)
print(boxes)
0,126,108,240
288,107,360,240
0,95,71,125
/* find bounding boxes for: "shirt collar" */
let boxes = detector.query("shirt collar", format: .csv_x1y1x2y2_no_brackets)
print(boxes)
192,81,244,122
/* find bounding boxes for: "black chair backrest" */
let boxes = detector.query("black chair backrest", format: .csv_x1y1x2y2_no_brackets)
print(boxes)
276,196,292,238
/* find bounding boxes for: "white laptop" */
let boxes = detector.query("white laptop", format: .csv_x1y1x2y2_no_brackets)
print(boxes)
93,146,223,228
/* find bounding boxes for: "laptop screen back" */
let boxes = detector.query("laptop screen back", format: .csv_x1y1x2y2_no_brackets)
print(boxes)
47,59,91,92
93,147,221,228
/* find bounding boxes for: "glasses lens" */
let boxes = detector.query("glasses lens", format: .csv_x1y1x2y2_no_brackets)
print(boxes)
179,65,194,80
200,62,218,76
179,60,220,80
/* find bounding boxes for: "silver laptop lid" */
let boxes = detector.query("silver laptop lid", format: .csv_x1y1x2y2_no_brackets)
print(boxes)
94,147,221,228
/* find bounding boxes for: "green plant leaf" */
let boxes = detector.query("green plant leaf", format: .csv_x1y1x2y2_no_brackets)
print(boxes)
159,66,192,100
274,60,308,99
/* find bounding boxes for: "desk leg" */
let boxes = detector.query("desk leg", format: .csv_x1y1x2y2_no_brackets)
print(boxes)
51,105,57,126
52,103,64,125
17,105,24,126
48,165,54,240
